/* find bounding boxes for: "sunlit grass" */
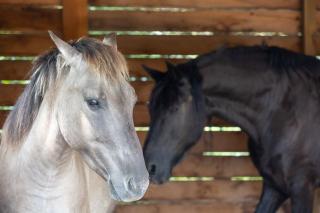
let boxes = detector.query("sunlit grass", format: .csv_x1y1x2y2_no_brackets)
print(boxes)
169,176,214,182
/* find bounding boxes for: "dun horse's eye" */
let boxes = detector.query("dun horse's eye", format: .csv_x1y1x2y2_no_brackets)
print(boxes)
86,99,100,109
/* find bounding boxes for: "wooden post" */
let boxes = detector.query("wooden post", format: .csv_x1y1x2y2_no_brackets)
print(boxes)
302,0,316,55
62,0,88,41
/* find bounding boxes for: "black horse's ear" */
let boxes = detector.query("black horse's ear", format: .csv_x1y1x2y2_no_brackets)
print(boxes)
142,65,165,81
165,61,175,70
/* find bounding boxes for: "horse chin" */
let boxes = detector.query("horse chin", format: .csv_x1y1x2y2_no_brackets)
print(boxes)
109,181,122,201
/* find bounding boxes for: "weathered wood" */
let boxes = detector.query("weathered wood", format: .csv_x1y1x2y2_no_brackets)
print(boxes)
115,200,290,213
137,131,248,152
303,0,317,55
144,180,261,201
171,154,258,177
0,59,181,80
0,5,62,32
89,0,301,9
62,0,88,40
0,0,60,4
89,9,301,34
0,34,302,55
115,200,258,213
0,61,32,80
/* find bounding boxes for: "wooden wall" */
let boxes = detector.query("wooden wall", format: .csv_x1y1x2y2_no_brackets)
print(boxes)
0,0,319,212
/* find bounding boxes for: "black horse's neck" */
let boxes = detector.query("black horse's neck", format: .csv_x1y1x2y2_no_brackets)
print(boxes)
193,48,286,141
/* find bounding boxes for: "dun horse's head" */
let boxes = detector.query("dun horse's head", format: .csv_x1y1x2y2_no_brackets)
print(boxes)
143,62,206,184
49,32,149,201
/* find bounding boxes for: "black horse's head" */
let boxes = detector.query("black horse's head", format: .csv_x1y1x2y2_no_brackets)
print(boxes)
143,61,207,184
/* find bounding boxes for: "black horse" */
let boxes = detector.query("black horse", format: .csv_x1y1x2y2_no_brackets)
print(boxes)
143,45,320,213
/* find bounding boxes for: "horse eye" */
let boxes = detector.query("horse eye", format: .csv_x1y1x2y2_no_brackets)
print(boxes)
86,99,100,109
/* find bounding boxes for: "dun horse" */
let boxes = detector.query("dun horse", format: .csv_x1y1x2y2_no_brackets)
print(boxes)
143,46,320,212
0,32,149,213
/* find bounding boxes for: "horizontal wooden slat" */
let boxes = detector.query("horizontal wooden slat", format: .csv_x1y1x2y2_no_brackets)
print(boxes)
0,59,182,80
0,34,302,55
89,0,302,9
0,61,32,80
115,200,258,213
172,154,258,177
0,5,62,32
144,180,261,201
137,131,248,152
0,0,61,4
0,34,55,56
89,9,300,34
100,35,302,55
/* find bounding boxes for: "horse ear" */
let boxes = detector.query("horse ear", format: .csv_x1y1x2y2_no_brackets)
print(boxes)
48,31,80,65
165,61,175,70
103,33,117,50
142,65,165,81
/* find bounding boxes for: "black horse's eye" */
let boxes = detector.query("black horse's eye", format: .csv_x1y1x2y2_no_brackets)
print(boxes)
86,99,100,109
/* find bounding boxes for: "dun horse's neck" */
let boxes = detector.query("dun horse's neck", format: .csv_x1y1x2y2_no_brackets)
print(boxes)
197,55,283,141
1,98,113,213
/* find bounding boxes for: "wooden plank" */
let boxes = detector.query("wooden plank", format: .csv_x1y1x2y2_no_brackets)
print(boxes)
89,0,301,9
0,59,183,80
0,5,62,32
303,0,317,55
0,34,301,55
143,180,261,201
115,200,290,213
98,35,301,55
137,131,248,152
171,154,258,177
62,0,88,40
89,9,300,34
0,0,61,4
115,200,258,213
0,34,54,56
0,110,8,128
0,61,32,80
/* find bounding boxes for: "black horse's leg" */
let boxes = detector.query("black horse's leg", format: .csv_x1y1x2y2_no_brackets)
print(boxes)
290,179,315,213
255,182,287,213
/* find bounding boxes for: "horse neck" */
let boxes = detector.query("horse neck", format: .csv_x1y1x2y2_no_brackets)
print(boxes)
197,54,284,141
2,96,93,211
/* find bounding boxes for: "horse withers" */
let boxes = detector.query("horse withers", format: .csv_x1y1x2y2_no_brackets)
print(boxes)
143,46,320,212
0,32,149,212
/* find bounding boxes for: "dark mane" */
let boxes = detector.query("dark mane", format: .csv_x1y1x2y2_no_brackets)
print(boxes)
223,45,320,76
149,61,202,113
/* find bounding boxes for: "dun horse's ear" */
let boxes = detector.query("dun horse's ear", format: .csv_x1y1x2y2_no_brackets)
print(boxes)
48,31,81,65
142,65,165,81
103,33,117,50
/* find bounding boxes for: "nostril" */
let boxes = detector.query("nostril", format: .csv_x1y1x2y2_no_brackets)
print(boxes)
149,164,156,176
128,177,136,192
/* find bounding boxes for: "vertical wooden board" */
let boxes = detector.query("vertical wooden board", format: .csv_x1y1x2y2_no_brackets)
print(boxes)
303,0,317,55
62,0,88,40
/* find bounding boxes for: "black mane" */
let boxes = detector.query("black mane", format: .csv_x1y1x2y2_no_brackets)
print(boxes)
221,45,320,76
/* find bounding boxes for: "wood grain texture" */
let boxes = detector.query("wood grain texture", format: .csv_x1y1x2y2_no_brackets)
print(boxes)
89,0,301,9
0,34,302,55
62,0,88,40
303,0,317,55
0,0,60,4
144,180,261,201
0,5,62,32
89,9,301,33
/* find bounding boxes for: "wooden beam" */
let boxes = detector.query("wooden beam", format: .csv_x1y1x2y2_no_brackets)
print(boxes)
302,0,317,55
62,0,88,41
